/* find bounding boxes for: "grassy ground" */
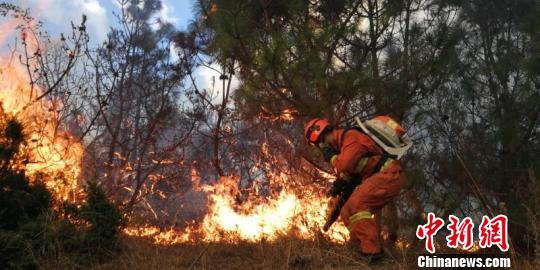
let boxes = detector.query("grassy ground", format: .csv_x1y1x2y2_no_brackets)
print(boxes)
39,235,537,269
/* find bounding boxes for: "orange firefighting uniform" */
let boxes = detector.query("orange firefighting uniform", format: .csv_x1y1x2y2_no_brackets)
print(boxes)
328,128,405,254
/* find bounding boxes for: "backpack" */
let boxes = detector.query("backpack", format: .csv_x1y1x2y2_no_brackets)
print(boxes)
354,116,413,160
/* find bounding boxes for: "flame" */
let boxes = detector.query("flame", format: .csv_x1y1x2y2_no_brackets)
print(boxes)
0,18,83,202
2,12,346,246
259,107,297,122
279,108,296,121
125,112,348,244
125,174,349,244
395,238,411,250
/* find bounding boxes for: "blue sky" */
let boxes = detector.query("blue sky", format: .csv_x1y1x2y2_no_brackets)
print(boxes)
4,0,196,43
2,0,236,99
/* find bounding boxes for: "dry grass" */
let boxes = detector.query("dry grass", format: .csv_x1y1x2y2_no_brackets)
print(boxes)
37,235,539,270
38,235,414,270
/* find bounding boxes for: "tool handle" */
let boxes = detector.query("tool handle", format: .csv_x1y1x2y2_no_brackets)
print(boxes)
322,197,345,231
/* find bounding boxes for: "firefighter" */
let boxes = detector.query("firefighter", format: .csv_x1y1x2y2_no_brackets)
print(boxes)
304,117,406,261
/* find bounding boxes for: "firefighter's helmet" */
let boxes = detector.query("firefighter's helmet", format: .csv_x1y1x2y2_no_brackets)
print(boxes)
304,118,331,145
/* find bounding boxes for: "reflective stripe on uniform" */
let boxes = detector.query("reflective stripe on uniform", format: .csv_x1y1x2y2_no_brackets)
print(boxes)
379,158,394,172
348,211,373,230
355,157,394,174
355,157,369,173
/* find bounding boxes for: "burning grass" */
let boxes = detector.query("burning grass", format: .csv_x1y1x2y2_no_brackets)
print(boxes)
123,175,349,245
2,7,539,270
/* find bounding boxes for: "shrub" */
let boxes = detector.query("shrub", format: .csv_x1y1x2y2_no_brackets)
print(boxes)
73,182,123,261
0,230,37,270
0,172,51,231
0,117,122,267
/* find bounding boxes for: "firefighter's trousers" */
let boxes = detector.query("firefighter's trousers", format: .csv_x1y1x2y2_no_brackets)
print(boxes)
339,161,405,254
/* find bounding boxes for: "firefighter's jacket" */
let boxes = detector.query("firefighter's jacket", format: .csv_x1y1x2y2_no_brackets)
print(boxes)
328,128,389,179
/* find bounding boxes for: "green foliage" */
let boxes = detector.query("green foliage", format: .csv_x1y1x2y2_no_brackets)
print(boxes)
4,120,23,142
79,182,123,251
0,119,24,167
0,230,37,270
0,116,122,267
0,173,51,231
198,0,540,253
16,183,124,265
0,118,49,232
19,211,78,257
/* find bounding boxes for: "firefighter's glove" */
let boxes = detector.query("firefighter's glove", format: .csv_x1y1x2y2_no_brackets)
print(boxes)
328,178,348,197
321,146,337,163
